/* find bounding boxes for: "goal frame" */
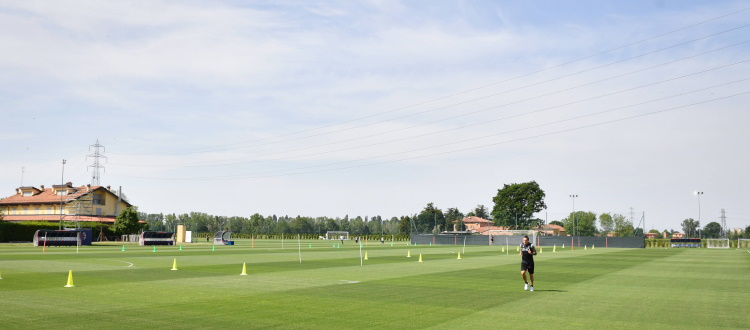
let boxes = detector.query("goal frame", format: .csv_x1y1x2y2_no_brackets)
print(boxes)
737,238,750,249
706,238,730,249
325,231,350,240
487,230,538,248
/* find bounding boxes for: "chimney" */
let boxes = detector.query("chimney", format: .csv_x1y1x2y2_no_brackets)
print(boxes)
40,185,45,190
106,185,111,191
66,182,72,187
16,188,20,194
87,184,91,192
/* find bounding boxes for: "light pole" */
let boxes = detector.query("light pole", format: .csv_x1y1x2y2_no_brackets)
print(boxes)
569,195,578,236
695,191,703,238
59,159,66,230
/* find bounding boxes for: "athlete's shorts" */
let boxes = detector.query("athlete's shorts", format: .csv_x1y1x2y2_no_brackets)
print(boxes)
521,261,534,274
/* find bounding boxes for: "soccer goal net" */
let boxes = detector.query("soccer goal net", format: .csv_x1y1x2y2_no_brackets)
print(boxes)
706,238,730,249
325,231,349,240
737,239,750,249
487,230,537,247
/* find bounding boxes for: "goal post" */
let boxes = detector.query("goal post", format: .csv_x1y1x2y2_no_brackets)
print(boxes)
325,231,349,240
706,238,730,249
736,238,750,249
487,230,537,248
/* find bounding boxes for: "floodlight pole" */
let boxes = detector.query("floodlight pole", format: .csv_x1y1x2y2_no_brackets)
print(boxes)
59,159,66,230
569,195,578,237
694,191,703,238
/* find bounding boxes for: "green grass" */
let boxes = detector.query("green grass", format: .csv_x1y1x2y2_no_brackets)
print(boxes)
0,240,748,329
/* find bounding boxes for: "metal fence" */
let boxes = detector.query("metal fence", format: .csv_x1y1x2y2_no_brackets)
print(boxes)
411,234,644,248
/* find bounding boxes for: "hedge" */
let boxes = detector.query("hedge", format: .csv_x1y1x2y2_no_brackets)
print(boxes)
645,238,742,248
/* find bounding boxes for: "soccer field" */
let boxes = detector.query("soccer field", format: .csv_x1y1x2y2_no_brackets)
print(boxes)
0,240,747,329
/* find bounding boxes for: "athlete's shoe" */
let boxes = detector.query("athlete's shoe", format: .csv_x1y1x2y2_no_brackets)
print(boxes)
524,283,529,291
529,286,534,292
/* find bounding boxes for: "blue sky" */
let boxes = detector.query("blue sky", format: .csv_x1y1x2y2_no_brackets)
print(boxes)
1,0,749,232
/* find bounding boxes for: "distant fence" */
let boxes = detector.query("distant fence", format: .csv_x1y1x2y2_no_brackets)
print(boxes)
411,234,644,248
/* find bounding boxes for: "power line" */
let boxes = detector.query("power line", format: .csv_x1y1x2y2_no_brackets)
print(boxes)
111,55,750,169
111,90,749,181
108,7,750,157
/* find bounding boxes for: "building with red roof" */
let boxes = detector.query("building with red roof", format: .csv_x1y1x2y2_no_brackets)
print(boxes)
0,182,132,224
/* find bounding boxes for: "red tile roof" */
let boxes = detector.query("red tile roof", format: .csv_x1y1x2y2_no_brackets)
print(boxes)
460,216,492,223
0,185,130,207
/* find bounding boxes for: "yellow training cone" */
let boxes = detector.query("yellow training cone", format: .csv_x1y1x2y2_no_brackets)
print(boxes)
240,262,248,276
553,245,557,252
171,258,178,271
457,252,461,260
585,245,588,250
407,250,411,258
562,244,565,249
418,254,423,262
540,247,543,254
364,252,369,260
64,270,75,287
502,247,505,252
592,245,595,249
516,246,519,252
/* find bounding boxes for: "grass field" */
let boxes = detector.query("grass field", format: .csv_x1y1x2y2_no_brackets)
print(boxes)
0,239,748,329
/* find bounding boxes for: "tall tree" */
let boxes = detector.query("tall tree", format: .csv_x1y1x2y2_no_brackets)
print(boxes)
416,203,444,234
612,214,634,237
599,213,614,235
444,207,464,231
681,218,700,238
473,205,489,219
561,211,598,236
398,216,411,234
491,181,547,230
113,206,142,235
702,222,722,238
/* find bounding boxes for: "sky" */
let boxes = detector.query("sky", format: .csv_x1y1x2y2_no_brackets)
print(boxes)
1,0,749,232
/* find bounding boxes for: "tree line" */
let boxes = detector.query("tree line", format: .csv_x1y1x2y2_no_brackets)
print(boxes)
109,180,747,238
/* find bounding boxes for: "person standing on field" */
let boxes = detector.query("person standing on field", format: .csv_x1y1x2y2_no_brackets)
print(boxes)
519,235,537,291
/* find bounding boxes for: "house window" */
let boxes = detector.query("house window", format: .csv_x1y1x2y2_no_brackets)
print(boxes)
96,208,102,216
35,207,40,214
93,194,104,205
47,207,53,214
56,190,67,196
23,191,33,197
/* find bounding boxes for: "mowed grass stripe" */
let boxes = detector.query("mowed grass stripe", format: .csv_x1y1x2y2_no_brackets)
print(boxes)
3,242,747,329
